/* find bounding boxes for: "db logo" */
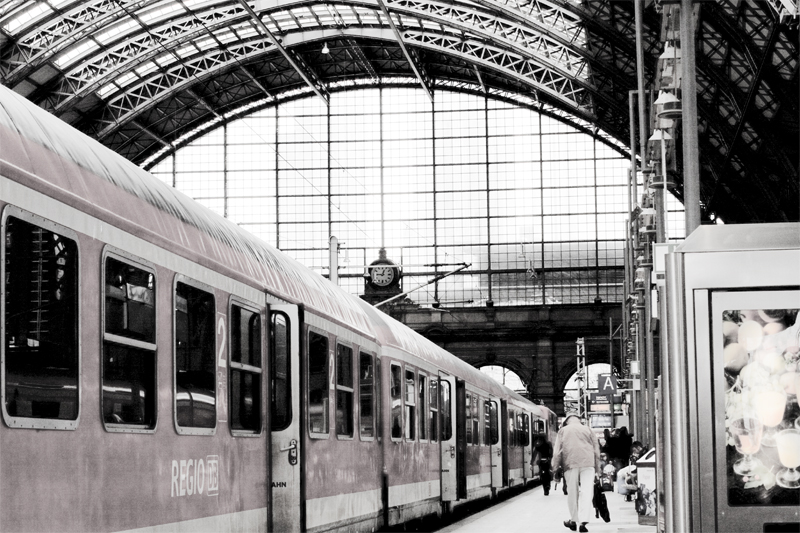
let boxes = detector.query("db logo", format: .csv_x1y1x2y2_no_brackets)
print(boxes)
171,455,220,497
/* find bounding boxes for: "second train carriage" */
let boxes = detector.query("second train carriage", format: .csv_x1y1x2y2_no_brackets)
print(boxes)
0,84,557,532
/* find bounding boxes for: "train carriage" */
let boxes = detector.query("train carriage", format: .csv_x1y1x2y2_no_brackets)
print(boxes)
0,84,558,532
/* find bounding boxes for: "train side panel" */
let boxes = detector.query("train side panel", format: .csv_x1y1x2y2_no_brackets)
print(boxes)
0,189,270,532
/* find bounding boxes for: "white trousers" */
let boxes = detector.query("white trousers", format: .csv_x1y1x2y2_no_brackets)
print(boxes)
564,467,595,525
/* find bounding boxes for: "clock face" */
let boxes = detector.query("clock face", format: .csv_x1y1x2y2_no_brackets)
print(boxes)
370,265,395,287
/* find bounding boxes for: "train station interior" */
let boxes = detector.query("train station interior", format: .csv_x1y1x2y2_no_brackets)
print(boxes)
1,0,798,531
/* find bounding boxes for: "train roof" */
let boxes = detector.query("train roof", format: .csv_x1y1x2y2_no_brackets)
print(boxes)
0,85,545,413
0,85,375,337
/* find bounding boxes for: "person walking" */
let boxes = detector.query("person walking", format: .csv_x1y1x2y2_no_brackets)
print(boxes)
551,413,601,533
534,436,553,495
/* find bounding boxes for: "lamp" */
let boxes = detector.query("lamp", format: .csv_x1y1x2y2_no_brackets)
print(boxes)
654,90,682,120
321,43,330,54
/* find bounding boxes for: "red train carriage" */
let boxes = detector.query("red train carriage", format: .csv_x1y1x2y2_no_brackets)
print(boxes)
0,84,557,532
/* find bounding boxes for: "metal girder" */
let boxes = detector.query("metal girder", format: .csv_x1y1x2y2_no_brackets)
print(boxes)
375,0,433,100
343,38,380,81
237,0,329,105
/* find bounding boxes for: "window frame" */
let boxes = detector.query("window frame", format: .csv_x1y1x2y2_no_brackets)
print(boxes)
335,341,354,440
418,372,428,442
307,327,330,439
390,362,403,442
228,296,263,437
173,275,217,436
101,247,158,433
465,392,472,445
1,206,81,431
270,310,292,432
429,377,438,443
358,350,376,441
404,366,416,441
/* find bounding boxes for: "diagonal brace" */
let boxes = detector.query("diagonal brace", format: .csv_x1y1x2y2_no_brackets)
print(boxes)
237,0,329,105
376,0,433,102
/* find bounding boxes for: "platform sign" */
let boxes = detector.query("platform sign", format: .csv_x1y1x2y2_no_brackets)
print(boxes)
597,374,617,394
590,392,624,403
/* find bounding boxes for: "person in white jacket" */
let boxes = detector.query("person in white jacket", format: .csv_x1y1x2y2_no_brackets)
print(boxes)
551,414,601,533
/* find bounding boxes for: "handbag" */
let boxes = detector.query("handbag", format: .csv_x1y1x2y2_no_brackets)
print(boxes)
593,479,611,523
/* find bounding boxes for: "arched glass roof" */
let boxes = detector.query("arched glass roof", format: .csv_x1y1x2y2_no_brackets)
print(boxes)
148,86,685,307
0,0,796,225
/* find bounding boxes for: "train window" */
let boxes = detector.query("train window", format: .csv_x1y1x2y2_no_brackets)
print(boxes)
418,374,427,441
390,363,402,440
484,400,491,445
509,410,516,447
174,280,216,433
359,352,374,439
3,214,79,429
522,413,530,447
465,393,472,445
429,378,438,442
376,358,382,439
230,302,262,434
440,380,452,441
270,312,291,431
336,343,354,438
473,395,480,445
404,368,416,441
102,253,157,431
308,331,329,436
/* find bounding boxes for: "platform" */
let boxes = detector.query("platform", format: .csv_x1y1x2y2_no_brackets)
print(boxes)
438,484,657,533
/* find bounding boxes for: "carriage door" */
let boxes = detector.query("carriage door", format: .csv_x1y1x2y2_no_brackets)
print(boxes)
500,400,509,487
270,304,302,533
439,372,457,501
522,412,532,480
489,397,503,489
455,379,467,500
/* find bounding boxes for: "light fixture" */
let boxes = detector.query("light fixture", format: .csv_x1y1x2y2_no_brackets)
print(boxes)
321,43,330,54
648,129,672,142
659,42,681,62
654,90,682,119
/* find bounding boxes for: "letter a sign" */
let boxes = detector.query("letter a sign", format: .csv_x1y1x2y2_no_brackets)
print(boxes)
598,374,617,393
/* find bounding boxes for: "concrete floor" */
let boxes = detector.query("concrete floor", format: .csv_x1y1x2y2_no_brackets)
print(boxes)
439,483,657,533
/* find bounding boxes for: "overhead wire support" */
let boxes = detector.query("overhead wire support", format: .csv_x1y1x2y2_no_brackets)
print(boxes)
374,263,471,308
237,0,330,106
375,0,434,102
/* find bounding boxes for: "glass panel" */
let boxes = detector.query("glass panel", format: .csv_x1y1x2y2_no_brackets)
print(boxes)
473,396,480,445
490,401,499,445
105,257,154,342
405,368,415,440
429,378,438,442
308,332,329,434
175,282,216,429
465,393,472,445
102,343,155,426
230,368,260,432
271,312,291,430
440,380,452,441
231,305,261,367
391,364,402,439
418,374,427,440
359,352,374,438
722,307,800,506
4,217,78,421
484,400,492,445
230,304,262,433
336,344,353,437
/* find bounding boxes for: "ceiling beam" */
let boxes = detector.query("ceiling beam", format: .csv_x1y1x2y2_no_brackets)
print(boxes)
375,0,433,101
237,0,329,105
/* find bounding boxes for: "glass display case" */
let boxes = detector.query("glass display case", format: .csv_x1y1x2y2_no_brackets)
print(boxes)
664,222,800,533
713,293,800,507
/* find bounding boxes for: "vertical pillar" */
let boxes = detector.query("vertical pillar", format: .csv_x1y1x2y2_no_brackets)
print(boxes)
680,1,701,234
